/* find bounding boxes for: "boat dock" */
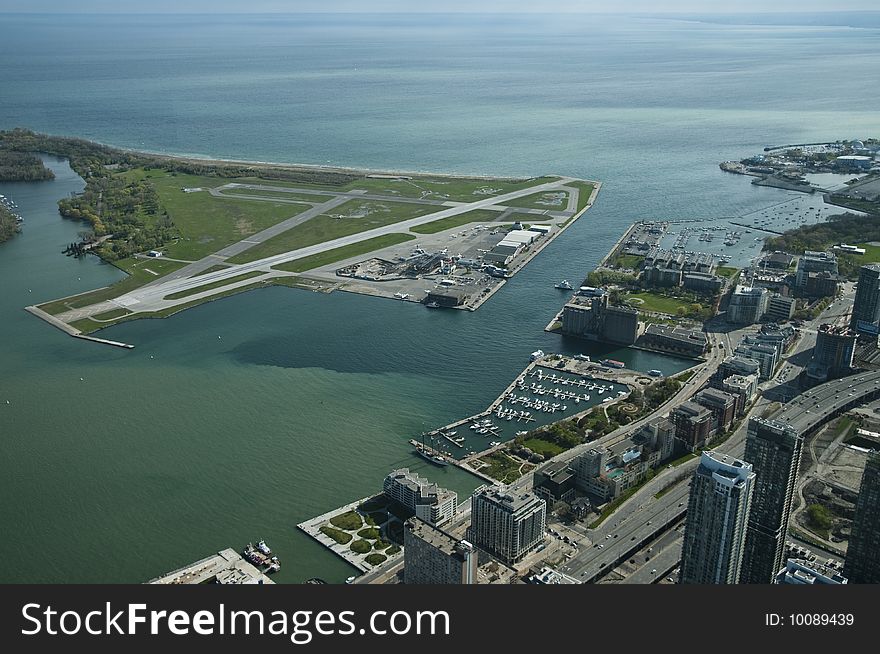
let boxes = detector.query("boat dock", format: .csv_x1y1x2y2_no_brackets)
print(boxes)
25,305,135,349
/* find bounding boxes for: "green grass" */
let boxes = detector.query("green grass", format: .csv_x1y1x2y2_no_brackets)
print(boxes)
357,527,381,540
271,233,415,273
410,209,500,234
849,243,880,263
624,291,692,315
833,416,855,441
320,525,353,545
522,438,565,458
613,254,644,270
501,190,569,211
330,511,363,531
226,200,437,264
654,478,686,500
37,258,189,315
715,266,738,278
567,181,596,213
124,169,314,261
364,553,388,566
386,545,401,555
91,308,133,321
350,539,372,555
590,487,638,529
668,452,699,467
162,270,265,301
479,451,525,484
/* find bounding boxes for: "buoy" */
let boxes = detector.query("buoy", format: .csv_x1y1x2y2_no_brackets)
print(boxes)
150,355,154,359
79,377,84,381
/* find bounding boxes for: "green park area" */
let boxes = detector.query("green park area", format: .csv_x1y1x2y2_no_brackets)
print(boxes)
624,291,692,315
478,451,533,484
226,200,436,264
410,209,500,234
715,266,738,278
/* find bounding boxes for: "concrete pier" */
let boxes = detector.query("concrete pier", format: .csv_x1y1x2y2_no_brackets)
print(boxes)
25,305,135,349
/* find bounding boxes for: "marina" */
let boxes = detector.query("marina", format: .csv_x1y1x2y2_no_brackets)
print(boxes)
408,356,636,480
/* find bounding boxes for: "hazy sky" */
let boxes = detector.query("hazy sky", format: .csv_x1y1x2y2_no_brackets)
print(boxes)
1,1,878,13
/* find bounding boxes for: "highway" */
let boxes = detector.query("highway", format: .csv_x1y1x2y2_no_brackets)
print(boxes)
552,285,858,583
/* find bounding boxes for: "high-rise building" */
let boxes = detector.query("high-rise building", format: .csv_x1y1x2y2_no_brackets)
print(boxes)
805,324,857,386
469,487,546,565
851,264,880,335
734,342,778,380
843,451,880,584
403,518,478,584
679,451,755,584
727,286,769,325
383,469,458,527
740,418,804,584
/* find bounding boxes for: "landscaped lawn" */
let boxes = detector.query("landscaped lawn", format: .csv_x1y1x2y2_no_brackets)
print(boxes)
330,511,363,531
522,438,565,458
227,200,437,264
479,451,526,484
625,291,691,315
320,525,353,545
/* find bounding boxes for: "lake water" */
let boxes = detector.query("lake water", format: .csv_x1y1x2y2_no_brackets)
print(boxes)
1,12,878,583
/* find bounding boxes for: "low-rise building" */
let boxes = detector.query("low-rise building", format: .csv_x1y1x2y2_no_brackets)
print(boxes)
735,342,778,380
775,558,848,585
636,323,708,358
671,401,715,451
560,294,639,346
424,288,467,308
722,374,759,416
533,460,576,504
682,272,723,294
694,388,738,434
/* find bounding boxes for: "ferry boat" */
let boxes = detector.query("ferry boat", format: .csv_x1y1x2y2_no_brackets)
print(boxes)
555,280,573,290
530,349,545,361
414,443,450,466
600,359,626,369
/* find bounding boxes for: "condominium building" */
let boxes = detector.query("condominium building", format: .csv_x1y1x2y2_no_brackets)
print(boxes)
469,487,546,565
851,264,880,335
671,401,715,451
679,452,755,584
740,418,804,584
727,286,768,325
843,451,880,584
383,469,458,527
403,518,478,584
775,558,847,585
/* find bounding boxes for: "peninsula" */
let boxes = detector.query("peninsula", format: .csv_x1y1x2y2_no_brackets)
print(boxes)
0,130,598,340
